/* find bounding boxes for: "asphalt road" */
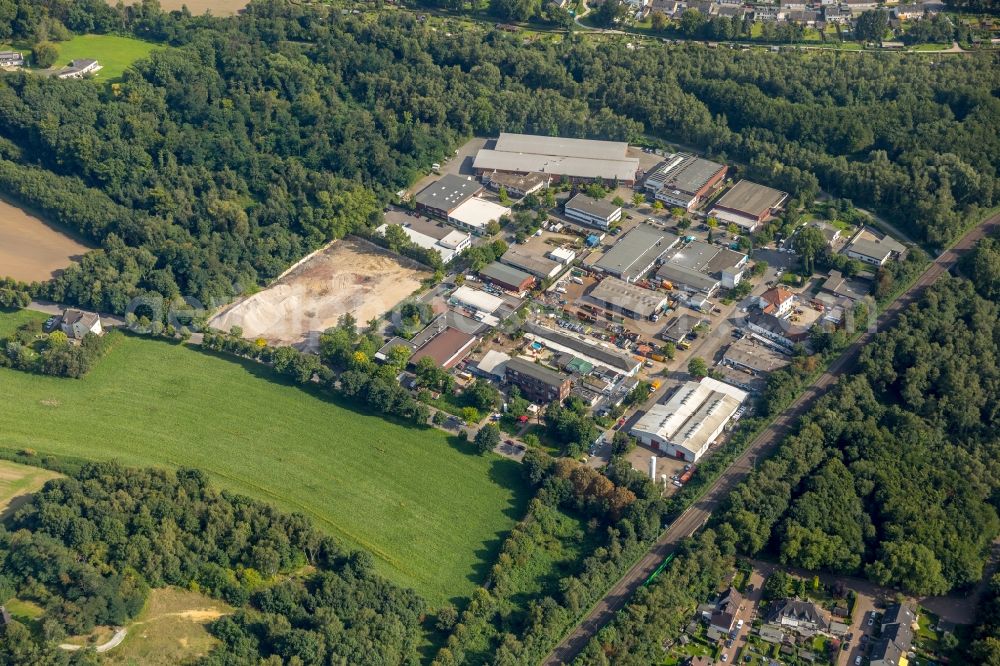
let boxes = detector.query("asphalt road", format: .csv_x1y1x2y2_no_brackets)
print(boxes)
541,213,999,665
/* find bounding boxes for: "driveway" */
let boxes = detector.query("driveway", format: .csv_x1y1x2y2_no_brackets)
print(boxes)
721,569,766,665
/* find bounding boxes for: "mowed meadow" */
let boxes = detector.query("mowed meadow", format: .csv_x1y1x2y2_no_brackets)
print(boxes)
0,311,529,605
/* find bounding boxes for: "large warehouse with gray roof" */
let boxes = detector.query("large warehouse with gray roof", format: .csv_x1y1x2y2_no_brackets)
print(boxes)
474,133,641,185
591,223,678,283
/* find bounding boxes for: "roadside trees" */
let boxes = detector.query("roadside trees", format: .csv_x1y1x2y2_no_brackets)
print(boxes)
474,424,501,454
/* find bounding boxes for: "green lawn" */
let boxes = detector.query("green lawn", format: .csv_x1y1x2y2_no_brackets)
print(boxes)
0,307,46,336
0,318,530,606
53,34,162,82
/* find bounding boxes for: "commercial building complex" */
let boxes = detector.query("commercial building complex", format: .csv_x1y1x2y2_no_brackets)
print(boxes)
501,247,562,279
473,133,641,185
523,321,642,376
644,153,727,210
450,285,505,314
843,226,906,266
481,171,549,198
376,218,471,264
479,261,536,294
589,277,669,320
592,223,678,282
709,179,788,232
504,356,572,403
409,327,478,369
447,197,510,235
563,194,623,230
656,240,748,305
631,377,748,462
414,174,483,218
722,337,790,375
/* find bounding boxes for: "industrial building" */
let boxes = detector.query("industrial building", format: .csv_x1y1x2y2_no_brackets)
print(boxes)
450,285,505,314
376,218,471,264
630,377,748,462
501,247,562,279
709,179,788,232
656,240,748,305
661,313,704,343
414,174,484,218
843,226,906,266
722,337,791,375
479,261,536,294
473,133,641,185
522,321,642,376
563,194,623,230
504,356,573,403
744,311,809,350
447,197,510,235
644,153,727,210
472,349,511,379
481,171,549,198
589,276,669,320
409,327,478,369
592,223,679,282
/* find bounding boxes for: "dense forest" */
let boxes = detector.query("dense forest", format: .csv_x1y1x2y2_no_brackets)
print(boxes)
574,239,1000,662
0,462,425,665
0,1,993,316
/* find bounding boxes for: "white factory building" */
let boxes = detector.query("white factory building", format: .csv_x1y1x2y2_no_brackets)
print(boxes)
630,377,748,462
447,198,511,235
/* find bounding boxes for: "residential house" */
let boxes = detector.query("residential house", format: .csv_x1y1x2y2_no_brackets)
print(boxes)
704,587,744,639
758,286,795,316
60,309,103,340
870,602,916,666
56,59,101,79
0,51,24,67
753,3,782,20
764,598,830,637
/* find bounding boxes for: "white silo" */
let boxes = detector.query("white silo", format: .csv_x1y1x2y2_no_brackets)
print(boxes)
649,455,657,480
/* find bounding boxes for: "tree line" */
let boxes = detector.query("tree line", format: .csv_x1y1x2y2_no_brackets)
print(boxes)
0,462,425,665
0,2,993,317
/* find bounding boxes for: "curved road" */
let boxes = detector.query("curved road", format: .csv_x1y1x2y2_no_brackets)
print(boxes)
542,212,1000,665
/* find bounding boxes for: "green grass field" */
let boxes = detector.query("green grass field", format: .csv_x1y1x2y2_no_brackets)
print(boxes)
53,34,161,82
0,307,47,336
0,313,530,606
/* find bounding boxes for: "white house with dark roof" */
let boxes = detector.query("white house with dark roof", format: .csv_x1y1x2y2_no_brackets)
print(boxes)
60,309,103,340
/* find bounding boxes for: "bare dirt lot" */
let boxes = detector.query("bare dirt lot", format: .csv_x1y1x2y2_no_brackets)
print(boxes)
109,0,247,15
0,199,91,282
210,238,430,351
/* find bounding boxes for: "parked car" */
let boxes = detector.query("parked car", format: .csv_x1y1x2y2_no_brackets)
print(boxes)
855,657,862,666
721,654,728,663
737,619,744,629
725,639,733,649
43,316,58,332
842,642,850,651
